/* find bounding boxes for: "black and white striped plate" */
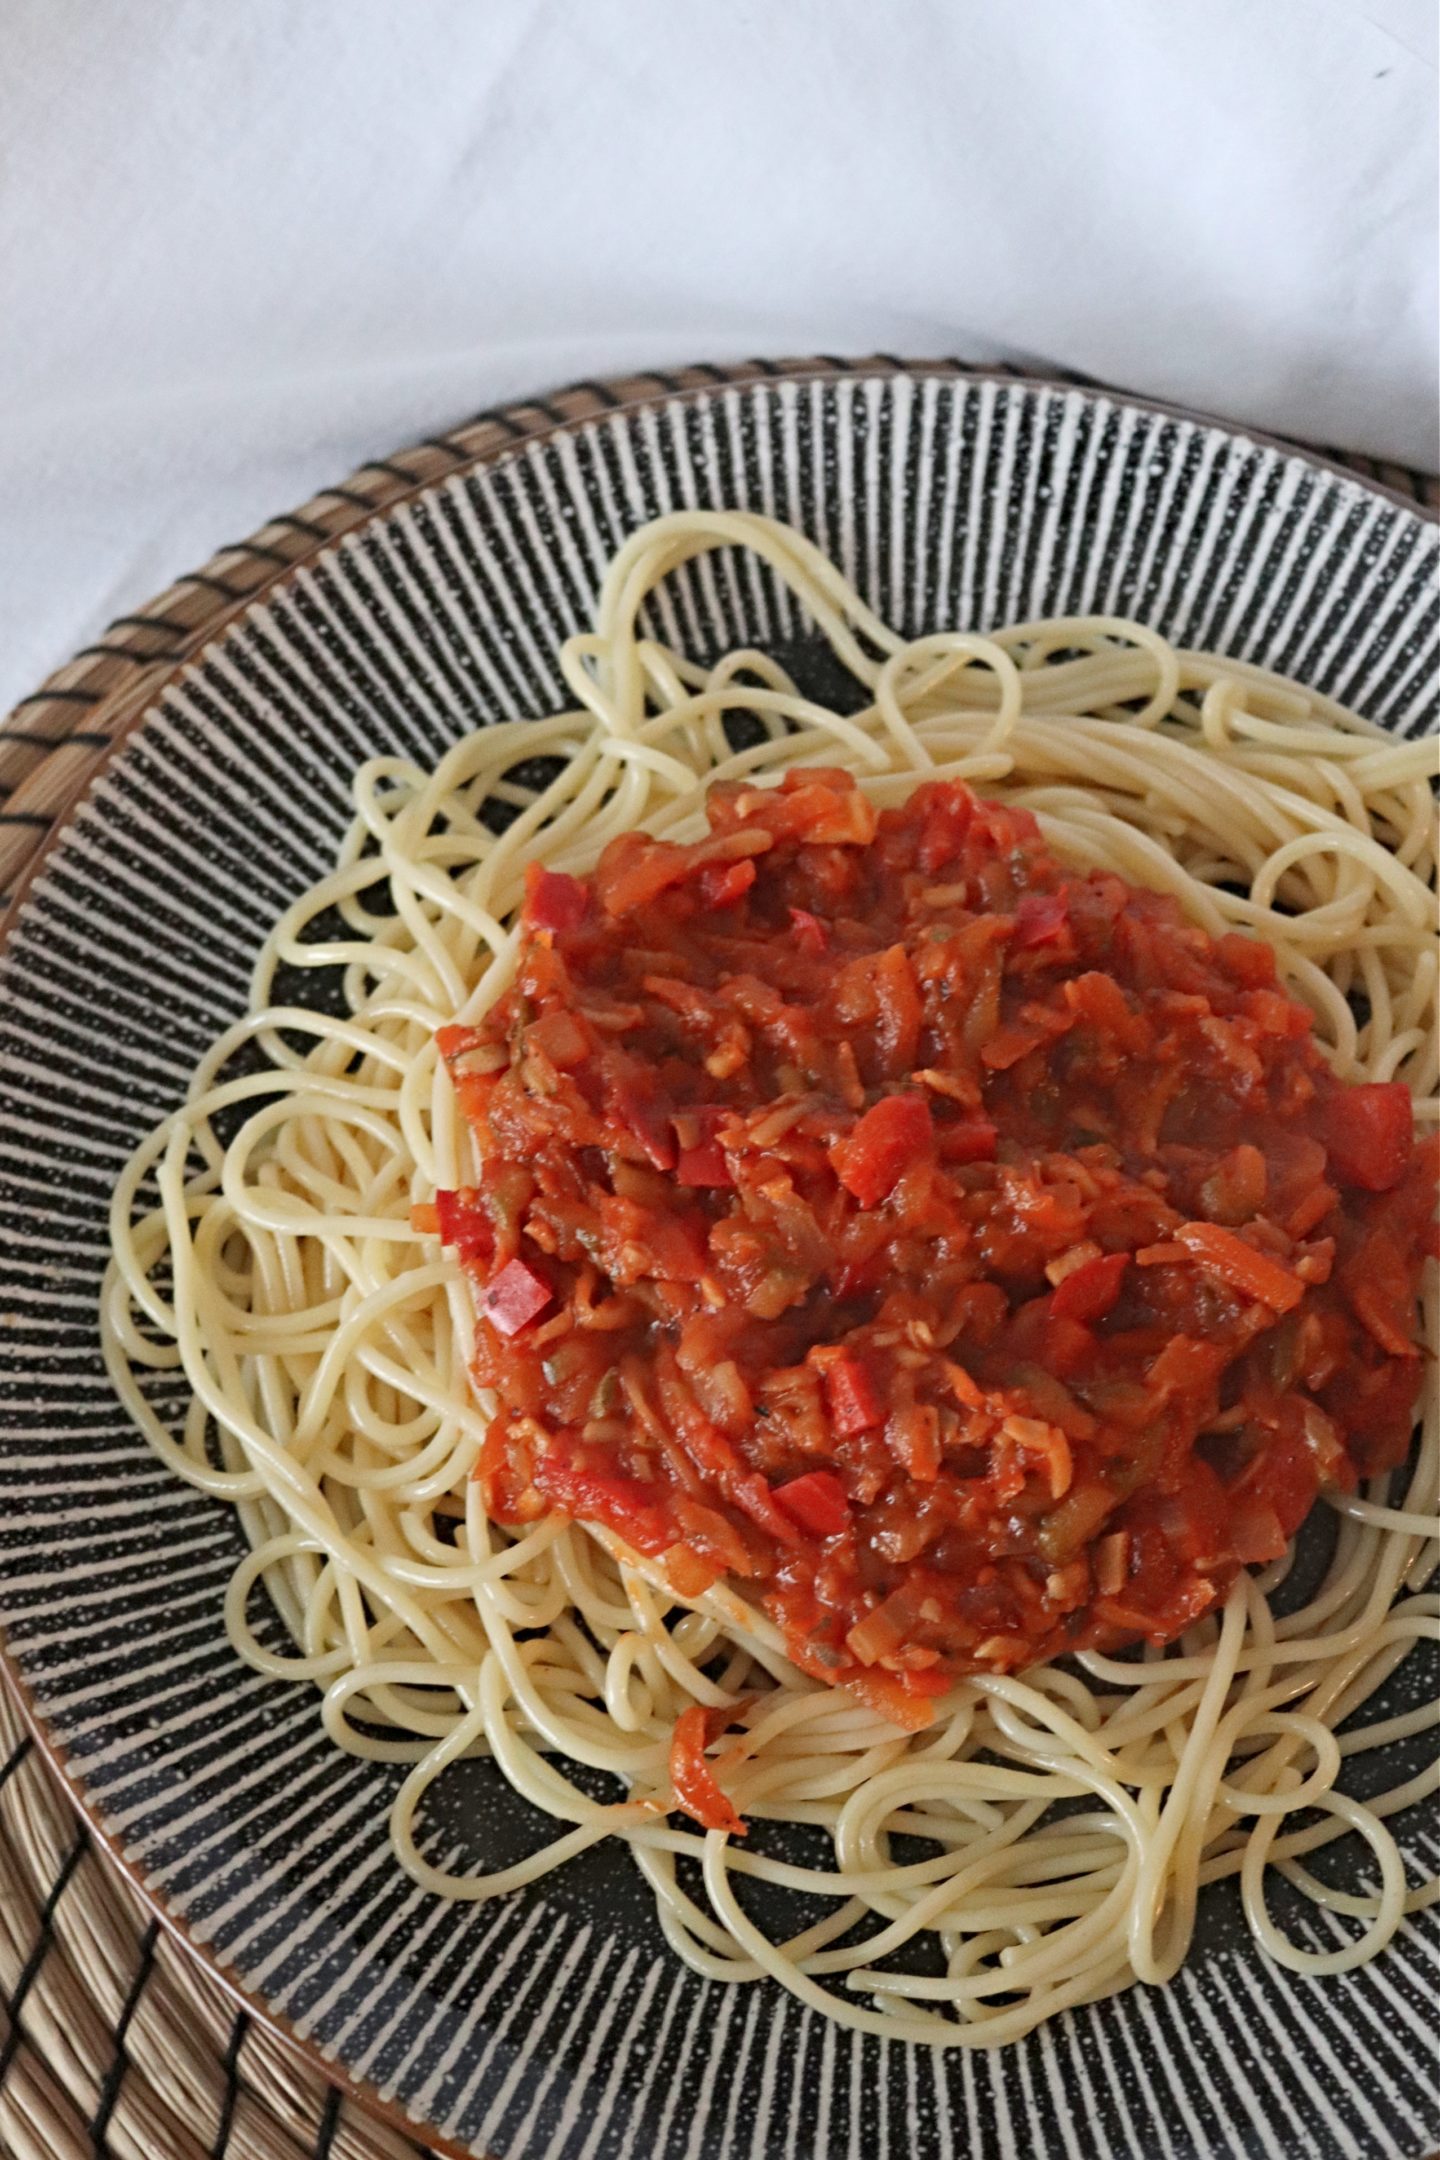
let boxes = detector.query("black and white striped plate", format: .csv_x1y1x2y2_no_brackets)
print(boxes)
1,366,1436,2160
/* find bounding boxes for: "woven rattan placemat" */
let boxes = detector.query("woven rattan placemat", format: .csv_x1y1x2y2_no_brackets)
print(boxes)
0,359,1434,2160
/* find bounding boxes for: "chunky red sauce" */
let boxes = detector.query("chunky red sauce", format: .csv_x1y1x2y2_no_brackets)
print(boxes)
429,772,1435,1734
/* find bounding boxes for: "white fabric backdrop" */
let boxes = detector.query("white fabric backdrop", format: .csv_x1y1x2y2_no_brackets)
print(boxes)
1,0,1435,717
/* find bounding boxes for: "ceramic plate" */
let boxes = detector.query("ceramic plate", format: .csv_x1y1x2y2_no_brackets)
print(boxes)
1,363,1436,2160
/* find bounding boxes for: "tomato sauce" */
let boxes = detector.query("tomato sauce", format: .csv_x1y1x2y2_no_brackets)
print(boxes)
431,772,1436,1730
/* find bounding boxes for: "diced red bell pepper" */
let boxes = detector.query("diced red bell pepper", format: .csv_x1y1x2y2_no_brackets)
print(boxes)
523,862,589,933
669,1702,749,1836
481,1255,552,1336
433,1187,496,1267
675,1141,732,1187
1215,931,1277,987
612,1078,677,1170
773,1470,852,1538
1011,891,1070,949
789,907,827,955
823,1355,884,1436
913,781,975,874
1050,1251,1127,1324
1043,1314,1098,1376
435,1023,474,1061
1319,1081,1414,1193
699,858,757,909
830,1093,933,1207
940,1118,998,1166
531,1450,676,1554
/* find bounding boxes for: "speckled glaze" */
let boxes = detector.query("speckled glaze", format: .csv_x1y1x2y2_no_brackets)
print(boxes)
0,368,1436,2160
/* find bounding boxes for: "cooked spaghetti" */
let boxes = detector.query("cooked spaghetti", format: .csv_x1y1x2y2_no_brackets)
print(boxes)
103,510,1439,2043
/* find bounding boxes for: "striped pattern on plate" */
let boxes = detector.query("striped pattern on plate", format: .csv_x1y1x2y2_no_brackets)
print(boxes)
0,367,1436,2160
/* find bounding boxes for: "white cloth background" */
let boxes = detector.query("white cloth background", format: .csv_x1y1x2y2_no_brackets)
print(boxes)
1,0,1435,718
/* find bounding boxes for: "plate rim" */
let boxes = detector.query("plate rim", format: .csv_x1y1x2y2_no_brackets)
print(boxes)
1,353,1436,2160
3,352,1434,940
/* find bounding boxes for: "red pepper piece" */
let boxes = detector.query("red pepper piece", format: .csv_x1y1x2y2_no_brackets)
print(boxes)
823,1355,884,1436
1215,931,1277,987
669,1702,749,1836
1319,1080,1414,1193
1011,890,1070,948
481,1256,552,1336
531,1449,676,1554
1050,1251,1128,1324
675,1141,732,1187
523,862,589,933
939,1118,998,1166
830,1093,933,1207
612,1077,678,1170
913,781,975,873
700,858,758,909
773,1470,852,1538
433,1187,496,1267
1044,1314,1098,1376
789,907,828,954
